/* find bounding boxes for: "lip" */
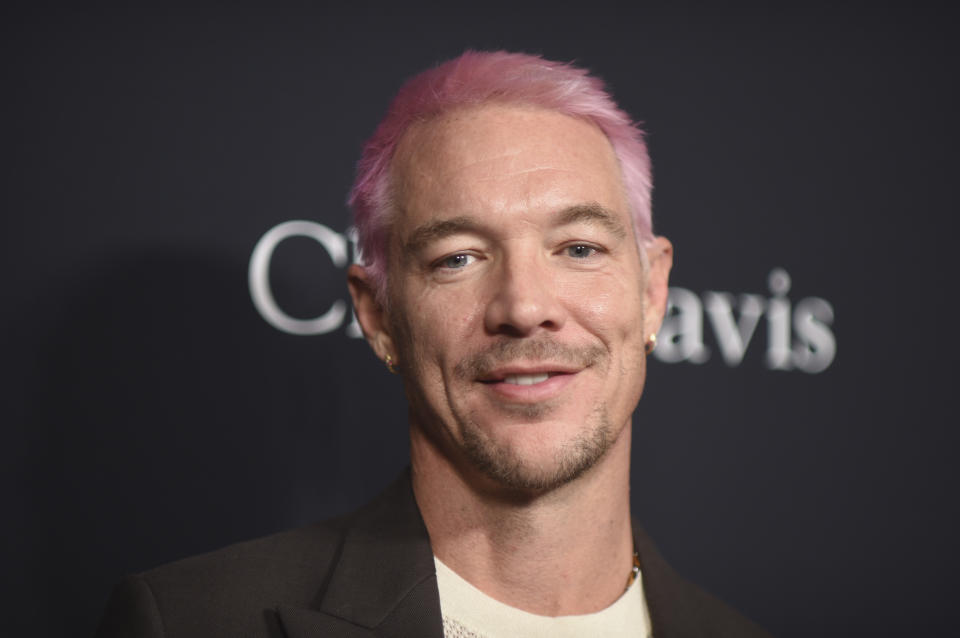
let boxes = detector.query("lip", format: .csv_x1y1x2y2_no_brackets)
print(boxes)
477,364,581,403
478,363,581,381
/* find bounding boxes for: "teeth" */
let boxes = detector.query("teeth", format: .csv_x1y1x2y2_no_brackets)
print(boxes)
503,373,550,385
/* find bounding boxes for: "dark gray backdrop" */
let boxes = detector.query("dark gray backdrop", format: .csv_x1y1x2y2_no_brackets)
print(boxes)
3,3,957,636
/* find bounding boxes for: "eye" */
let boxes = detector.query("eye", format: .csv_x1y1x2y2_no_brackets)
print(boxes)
565,244,599,259
437,253,476,270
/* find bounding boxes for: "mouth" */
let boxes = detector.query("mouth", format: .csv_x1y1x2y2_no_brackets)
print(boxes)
481,372,575,386
478,366,579,389
475,366,579,403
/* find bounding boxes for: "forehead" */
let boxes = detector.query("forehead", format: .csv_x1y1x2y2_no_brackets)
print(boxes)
390,104,629,231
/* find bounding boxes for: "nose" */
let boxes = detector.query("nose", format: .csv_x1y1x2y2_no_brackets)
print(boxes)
483,253,566,336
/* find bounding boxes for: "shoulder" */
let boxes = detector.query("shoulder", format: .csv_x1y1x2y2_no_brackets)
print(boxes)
96,472,422,638
96,520,348,638
141,519,346,600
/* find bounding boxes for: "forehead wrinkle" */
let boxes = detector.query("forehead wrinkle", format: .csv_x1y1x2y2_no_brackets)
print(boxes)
410,148,542,184
468,165,580,184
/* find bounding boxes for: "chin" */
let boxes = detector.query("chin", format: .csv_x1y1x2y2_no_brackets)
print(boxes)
459,410,614,492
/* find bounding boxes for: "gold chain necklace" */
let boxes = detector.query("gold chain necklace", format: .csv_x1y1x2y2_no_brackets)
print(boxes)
624,551,641,592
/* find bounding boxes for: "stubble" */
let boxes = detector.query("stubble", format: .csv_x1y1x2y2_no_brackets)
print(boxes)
453,338,615,491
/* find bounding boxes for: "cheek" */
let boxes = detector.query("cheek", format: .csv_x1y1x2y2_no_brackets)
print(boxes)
560,273,645,341
399,284,486,364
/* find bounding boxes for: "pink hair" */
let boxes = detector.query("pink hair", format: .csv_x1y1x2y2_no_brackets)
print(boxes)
348,50,653,299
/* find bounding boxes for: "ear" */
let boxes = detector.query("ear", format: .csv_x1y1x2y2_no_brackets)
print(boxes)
642,236,673,340
347,264,396,365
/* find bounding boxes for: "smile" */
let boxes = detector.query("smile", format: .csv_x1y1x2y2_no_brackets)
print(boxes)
476,367,579,403
478,368,573,386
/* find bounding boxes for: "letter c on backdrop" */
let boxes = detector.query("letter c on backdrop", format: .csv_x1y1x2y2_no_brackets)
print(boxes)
248,220,348,335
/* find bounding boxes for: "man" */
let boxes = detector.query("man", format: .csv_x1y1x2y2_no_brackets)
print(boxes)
97,51,771,637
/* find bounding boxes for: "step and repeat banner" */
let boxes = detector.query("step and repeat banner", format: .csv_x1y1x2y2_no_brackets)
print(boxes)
3,4,955,637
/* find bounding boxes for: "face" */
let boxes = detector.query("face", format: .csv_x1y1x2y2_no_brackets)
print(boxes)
350,104,671,492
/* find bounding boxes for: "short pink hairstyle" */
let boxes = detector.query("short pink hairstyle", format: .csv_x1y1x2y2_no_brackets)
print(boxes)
348,50,653,299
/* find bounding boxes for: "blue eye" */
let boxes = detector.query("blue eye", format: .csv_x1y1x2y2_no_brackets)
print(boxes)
566,244,597,258
440,253,475,269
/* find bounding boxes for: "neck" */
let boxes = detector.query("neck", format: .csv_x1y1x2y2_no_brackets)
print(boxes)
410,420,634,617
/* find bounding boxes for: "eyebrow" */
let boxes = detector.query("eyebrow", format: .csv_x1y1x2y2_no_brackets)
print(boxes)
554,203,629,239
402,203,629,254
403,216,482,254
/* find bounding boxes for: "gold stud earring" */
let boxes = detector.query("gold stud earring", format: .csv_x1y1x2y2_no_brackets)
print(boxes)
644,333,657,355
384,354,398,374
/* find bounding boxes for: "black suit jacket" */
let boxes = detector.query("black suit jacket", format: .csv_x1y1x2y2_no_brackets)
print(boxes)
96,471,771,637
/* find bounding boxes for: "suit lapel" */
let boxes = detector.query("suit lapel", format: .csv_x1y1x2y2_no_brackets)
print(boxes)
277,471,444,638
